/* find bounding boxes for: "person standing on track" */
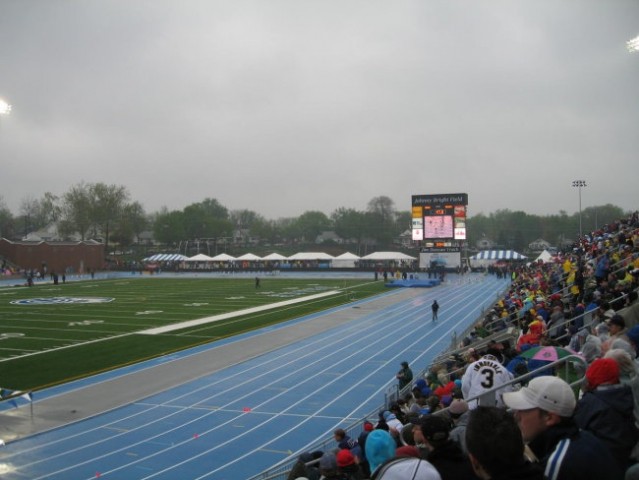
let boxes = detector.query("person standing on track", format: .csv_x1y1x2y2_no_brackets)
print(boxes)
432,300,440,321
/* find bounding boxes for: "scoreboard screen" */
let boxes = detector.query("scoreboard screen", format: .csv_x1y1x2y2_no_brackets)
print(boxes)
411,193,468,241
424,215,453,238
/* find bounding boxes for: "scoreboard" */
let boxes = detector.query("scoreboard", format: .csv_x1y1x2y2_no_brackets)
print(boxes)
411,193,468,242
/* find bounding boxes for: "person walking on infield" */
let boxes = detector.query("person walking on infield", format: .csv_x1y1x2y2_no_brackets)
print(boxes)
432,300,440,321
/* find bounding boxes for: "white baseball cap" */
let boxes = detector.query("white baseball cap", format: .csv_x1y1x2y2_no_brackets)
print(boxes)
375,457,442,480
502,376,576,418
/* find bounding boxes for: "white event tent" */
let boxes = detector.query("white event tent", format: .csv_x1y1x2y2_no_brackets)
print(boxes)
534,250,554,263
287,252,335,261
262,253,288,261
331,252,361,268
185,253,215,262
360,251,417,261
235,253,262,261
210,253,236,262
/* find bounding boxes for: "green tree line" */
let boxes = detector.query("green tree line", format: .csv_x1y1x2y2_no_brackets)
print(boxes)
0,184,630,255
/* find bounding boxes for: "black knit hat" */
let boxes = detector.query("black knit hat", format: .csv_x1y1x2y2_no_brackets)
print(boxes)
420,414,451,445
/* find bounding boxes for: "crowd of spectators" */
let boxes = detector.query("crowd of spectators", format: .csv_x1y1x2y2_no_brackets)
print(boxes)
287,211,639,480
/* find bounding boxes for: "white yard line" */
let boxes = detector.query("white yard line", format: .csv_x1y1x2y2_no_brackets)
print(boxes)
138,290,340,335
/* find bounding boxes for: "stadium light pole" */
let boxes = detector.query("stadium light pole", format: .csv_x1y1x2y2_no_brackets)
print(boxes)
572,180,587,238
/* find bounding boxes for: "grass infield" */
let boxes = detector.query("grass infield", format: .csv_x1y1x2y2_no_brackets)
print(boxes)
0,276,386,391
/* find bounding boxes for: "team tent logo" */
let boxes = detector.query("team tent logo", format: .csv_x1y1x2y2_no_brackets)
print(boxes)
11,297,115,305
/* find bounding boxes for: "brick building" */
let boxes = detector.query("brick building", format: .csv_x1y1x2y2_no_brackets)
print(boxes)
0,238,104,275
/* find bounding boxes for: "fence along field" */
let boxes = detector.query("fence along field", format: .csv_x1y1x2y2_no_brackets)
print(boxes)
0,276,385,390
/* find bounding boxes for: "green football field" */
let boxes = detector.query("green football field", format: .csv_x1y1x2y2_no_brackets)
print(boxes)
0,276,385,391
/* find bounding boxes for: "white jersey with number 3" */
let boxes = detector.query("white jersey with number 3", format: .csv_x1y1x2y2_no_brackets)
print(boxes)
461,355,514,409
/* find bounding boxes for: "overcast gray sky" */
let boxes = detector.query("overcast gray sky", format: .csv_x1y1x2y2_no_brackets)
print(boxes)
1,1,637,220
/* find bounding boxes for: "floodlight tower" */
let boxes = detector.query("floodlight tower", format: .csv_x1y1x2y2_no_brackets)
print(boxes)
628,35,639,53
572,180,587,239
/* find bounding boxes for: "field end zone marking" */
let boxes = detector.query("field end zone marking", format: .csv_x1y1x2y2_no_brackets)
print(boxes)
138,290,341,335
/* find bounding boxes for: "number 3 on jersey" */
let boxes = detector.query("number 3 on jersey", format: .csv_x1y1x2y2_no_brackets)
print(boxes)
480,368,495,389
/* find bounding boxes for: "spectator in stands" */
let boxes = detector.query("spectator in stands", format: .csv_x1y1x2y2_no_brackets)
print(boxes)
547,305,566,340
416,413,479,479
365,429,397,476
395,444,421,459
571,301,587,331
461,353,514,409
466,347,480,362
574,357,638,472
388,401,407,425
318,452,343,479
595,252,611,286
287,452,320,480
448,399,470,455
370,457,442,479
426,395,442,414
605,349,639,437
465,406,542,480
398,396,411,416
578,327,603,364
516,323,542,352
625,325,639,358
597,301,616,323
503,375,621,480
594,321,611,345
412,396,430,415
602,314,628,354
357,421,375,478
333,428,362,461
566,324,581,352
609,337,636,359
336,448,364,480
485,340,506,364
382,410,404,437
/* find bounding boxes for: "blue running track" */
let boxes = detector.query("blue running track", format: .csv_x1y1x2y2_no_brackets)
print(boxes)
0,273,508,479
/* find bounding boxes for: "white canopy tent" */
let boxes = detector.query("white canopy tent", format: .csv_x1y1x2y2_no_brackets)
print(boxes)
360,251,417,261
261,253,288,261
210,253,236,262
287,252,335,261
534,250,554,263
331,252,360,268
185,253,216,262
235,253,262,261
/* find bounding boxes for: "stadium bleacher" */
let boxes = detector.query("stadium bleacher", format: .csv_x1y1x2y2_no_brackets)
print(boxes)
273,211,639,480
